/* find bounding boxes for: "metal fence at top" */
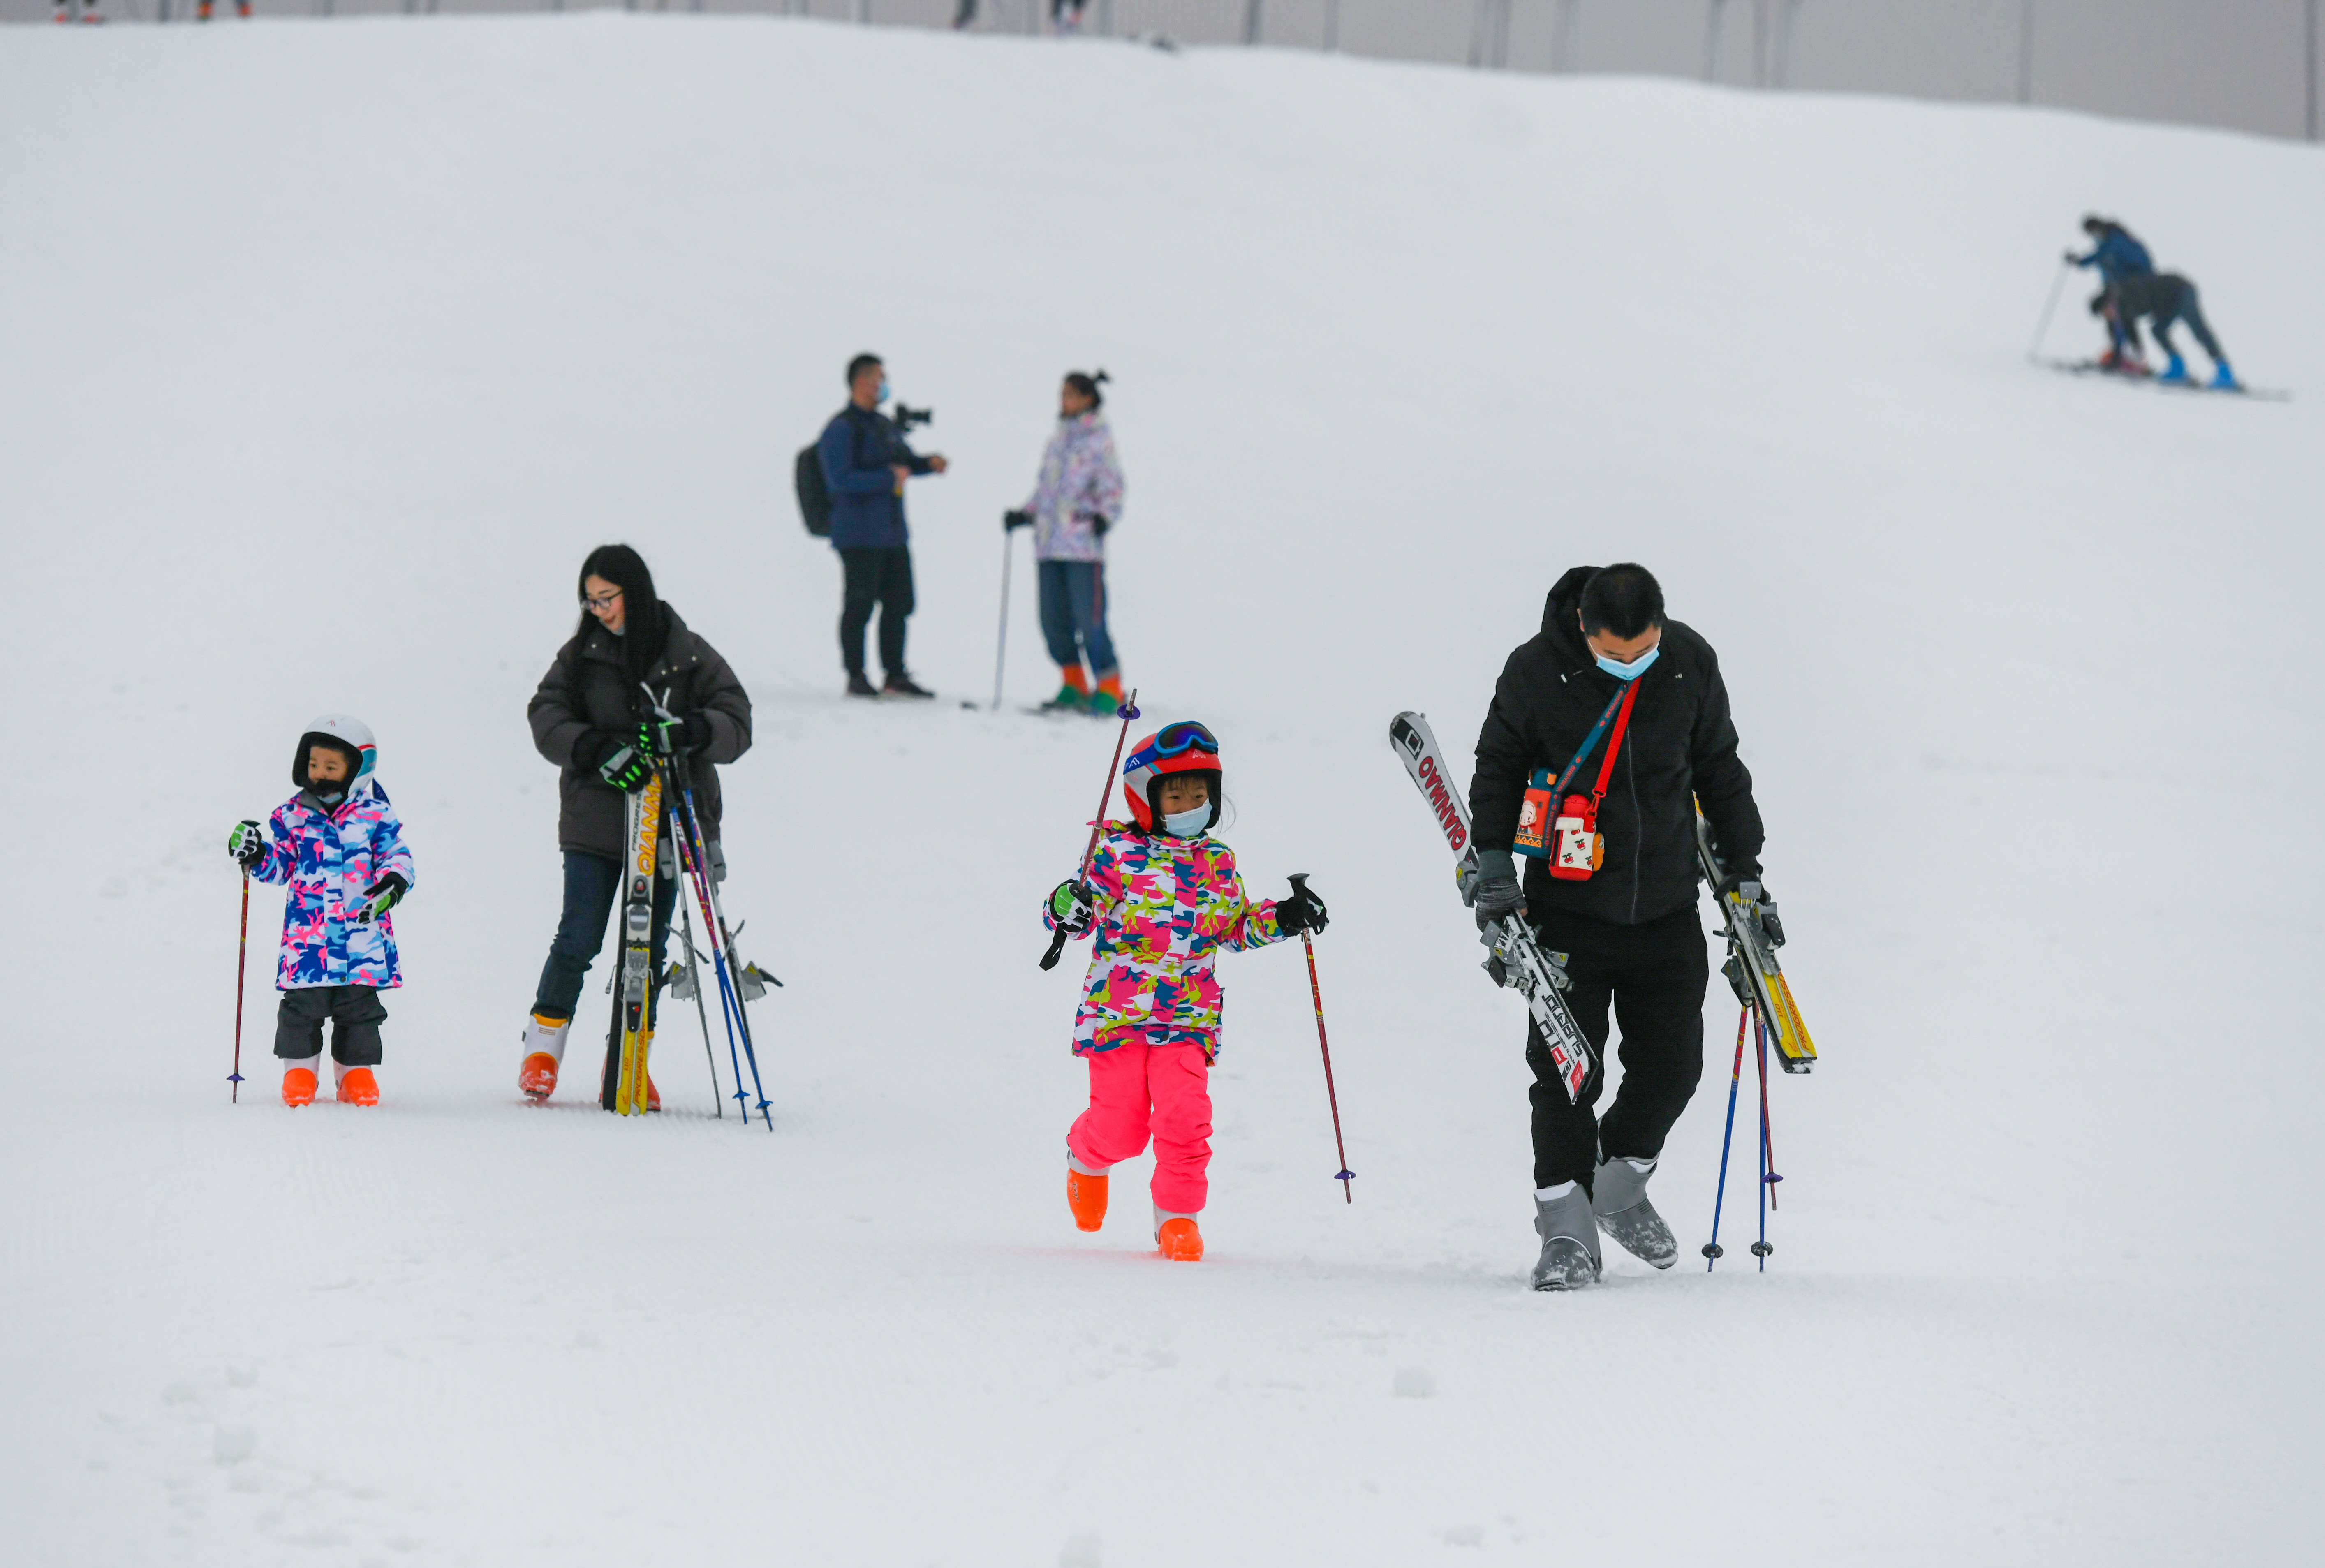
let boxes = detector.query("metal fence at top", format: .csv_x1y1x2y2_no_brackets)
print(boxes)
14,0,2321,144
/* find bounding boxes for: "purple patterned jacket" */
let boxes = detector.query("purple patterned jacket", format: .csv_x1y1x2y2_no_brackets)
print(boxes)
249,784,415,990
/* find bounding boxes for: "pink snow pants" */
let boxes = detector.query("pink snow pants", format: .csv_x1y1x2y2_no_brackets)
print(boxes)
1067,1038,1213,1214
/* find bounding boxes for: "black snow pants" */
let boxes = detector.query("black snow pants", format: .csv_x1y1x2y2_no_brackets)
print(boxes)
2120,273,2227,363
1523,900,1709,1193
838,546,915,679
275,985,388,1065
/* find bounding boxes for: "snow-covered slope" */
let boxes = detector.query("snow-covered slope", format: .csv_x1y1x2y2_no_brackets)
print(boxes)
4,16,2321,1566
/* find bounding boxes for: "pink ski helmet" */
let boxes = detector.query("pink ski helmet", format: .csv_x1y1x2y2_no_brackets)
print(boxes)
1122,720,1221,834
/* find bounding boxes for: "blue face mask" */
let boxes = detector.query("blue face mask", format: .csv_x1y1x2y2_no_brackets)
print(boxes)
876,377,891,404
1594,644,1660,682
1162,805,1211,839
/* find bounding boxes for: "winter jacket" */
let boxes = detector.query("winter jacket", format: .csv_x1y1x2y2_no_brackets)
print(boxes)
1043,826,1286,1057
817,404,935,550
1467,566,1763,927
250,783,416,990
526,605,753,861
1022,412,1126,564
2073,226,2154,286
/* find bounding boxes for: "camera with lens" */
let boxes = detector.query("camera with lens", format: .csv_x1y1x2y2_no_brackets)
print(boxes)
893,402,934,432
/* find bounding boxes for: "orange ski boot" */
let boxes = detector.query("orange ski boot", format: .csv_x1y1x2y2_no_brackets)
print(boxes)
336,1067,379,1106
647,1075,661,1113
1067,1165,1109,1232
1157,1216,1203,1262
518,1052,559,1101
519,1012,570,1102
281,1066,317,1108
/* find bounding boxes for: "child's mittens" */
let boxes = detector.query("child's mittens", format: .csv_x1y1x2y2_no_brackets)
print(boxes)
1275,877,1329,936
352,873,407,925
228,820,267,870
1049,879,1096,935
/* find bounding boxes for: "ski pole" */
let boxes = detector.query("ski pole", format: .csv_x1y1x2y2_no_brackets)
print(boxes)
990,526,1014,712
1701,1005,1748,1270
641,685,773,1129
1751,1009,1778,1268
2027,257,2070,361
1039,686,1140,971
673,870,724,1117
1287,874,1353,1203
229,872,250,1102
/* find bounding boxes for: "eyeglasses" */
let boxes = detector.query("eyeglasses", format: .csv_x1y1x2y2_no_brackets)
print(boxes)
581,588,624,611
1129,721,1218,769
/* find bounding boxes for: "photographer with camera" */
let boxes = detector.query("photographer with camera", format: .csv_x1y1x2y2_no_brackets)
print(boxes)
817,352,949,699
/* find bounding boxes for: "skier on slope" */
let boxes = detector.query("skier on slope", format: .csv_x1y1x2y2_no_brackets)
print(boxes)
1043,722,1330,1261
521,545,753,1106
2067,215,2155,373
1004,370,1128,715
227,717,415,1109
1464,564,1773,1290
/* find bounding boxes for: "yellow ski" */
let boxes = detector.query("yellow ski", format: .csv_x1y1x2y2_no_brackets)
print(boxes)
1694,799,1817,1073
612,771,663,1115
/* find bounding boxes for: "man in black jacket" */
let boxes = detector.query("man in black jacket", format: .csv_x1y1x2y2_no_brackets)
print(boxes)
1465,563,1770,1290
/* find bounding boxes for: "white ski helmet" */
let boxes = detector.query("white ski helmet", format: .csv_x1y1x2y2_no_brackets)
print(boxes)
292,713,378,792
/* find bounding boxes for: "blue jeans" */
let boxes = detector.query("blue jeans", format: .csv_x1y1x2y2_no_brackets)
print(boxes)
1037,560,1117,678
533,850,676,1022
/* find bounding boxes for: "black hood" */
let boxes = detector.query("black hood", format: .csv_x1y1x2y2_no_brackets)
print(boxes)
1539,565,1599,664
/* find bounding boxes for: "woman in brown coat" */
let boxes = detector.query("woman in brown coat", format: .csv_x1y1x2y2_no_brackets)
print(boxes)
519,544,752,1105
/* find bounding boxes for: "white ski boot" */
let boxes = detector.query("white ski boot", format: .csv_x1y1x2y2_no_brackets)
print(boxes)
1591,1154,1677,1269
1531,1183,1601,1290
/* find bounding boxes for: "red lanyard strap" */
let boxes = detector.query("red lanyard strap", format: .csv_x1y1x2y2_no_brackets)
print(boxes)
1585,680,1641,808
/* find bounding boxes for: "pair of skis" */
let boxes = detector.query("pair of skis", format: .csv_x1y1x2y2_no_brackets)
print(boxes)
598,689,778,1129
1387,711,1818,1099
601,772,665,1116
1388,712,1595,1102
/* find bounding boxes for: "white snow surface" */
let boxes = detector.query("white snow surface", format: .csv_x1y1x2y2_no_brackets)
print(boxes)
5,16,2323,1566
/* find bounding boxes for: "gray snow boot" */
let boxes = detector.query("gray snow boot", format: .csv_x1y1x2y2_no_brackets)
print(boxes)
1530,1184,1602,1291
1591,1154,1677,1270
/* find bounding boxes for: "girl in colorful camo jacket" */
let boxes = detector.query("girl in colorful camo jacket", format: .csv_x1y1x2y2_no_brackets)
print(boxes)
1042,721,1328,1260
227,715,414,1108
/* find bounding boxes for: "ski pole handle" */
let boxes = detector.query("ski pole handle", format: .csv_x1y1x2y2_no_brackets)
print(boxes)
1039,688,1139,970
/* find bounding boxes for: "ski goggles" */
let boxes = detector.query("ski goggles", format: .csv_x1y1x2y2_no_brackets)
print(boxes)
1125,721,1218,773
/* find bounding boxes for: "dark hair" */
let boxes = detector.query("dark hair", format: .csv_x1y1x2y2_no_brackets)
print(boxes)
847,353,884,386
576,543,666,682
1578,563,1664,640
2082,215,2109,235
1064,369,1110,411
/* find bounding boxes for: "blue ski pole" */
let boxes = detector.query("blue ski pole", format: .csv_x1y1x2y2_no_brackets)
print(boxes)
1702,1006,1748,1270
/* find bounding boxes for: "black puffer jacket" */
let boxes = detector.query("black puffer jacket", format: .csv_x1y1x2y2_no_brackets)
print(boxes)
527,606,753,860
1467,566,1763,927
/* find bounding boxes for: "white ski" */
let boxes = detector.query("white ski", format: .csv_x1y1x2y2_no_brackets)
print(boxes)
1388,711,1596,1103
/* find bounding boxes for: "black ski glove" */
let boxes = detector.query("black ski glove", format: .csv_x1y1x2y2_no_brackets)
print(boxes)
1714,874,1785,948
1275,878,1328,937
1465,848,1526,930
1003,508,1033,532
353,872,407,925
1048,879,1095,935
1085,513,1112,537
228,820,266,870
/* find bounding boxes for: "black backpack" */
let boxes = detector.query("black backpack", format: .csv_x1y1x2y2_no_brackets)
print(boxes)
795,439,832,537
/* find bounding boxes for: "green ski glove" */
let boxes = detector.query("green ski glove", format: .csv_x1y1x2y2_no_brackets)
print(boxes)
352,873,407,925
228,820,267,870
1049,880,1095,934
